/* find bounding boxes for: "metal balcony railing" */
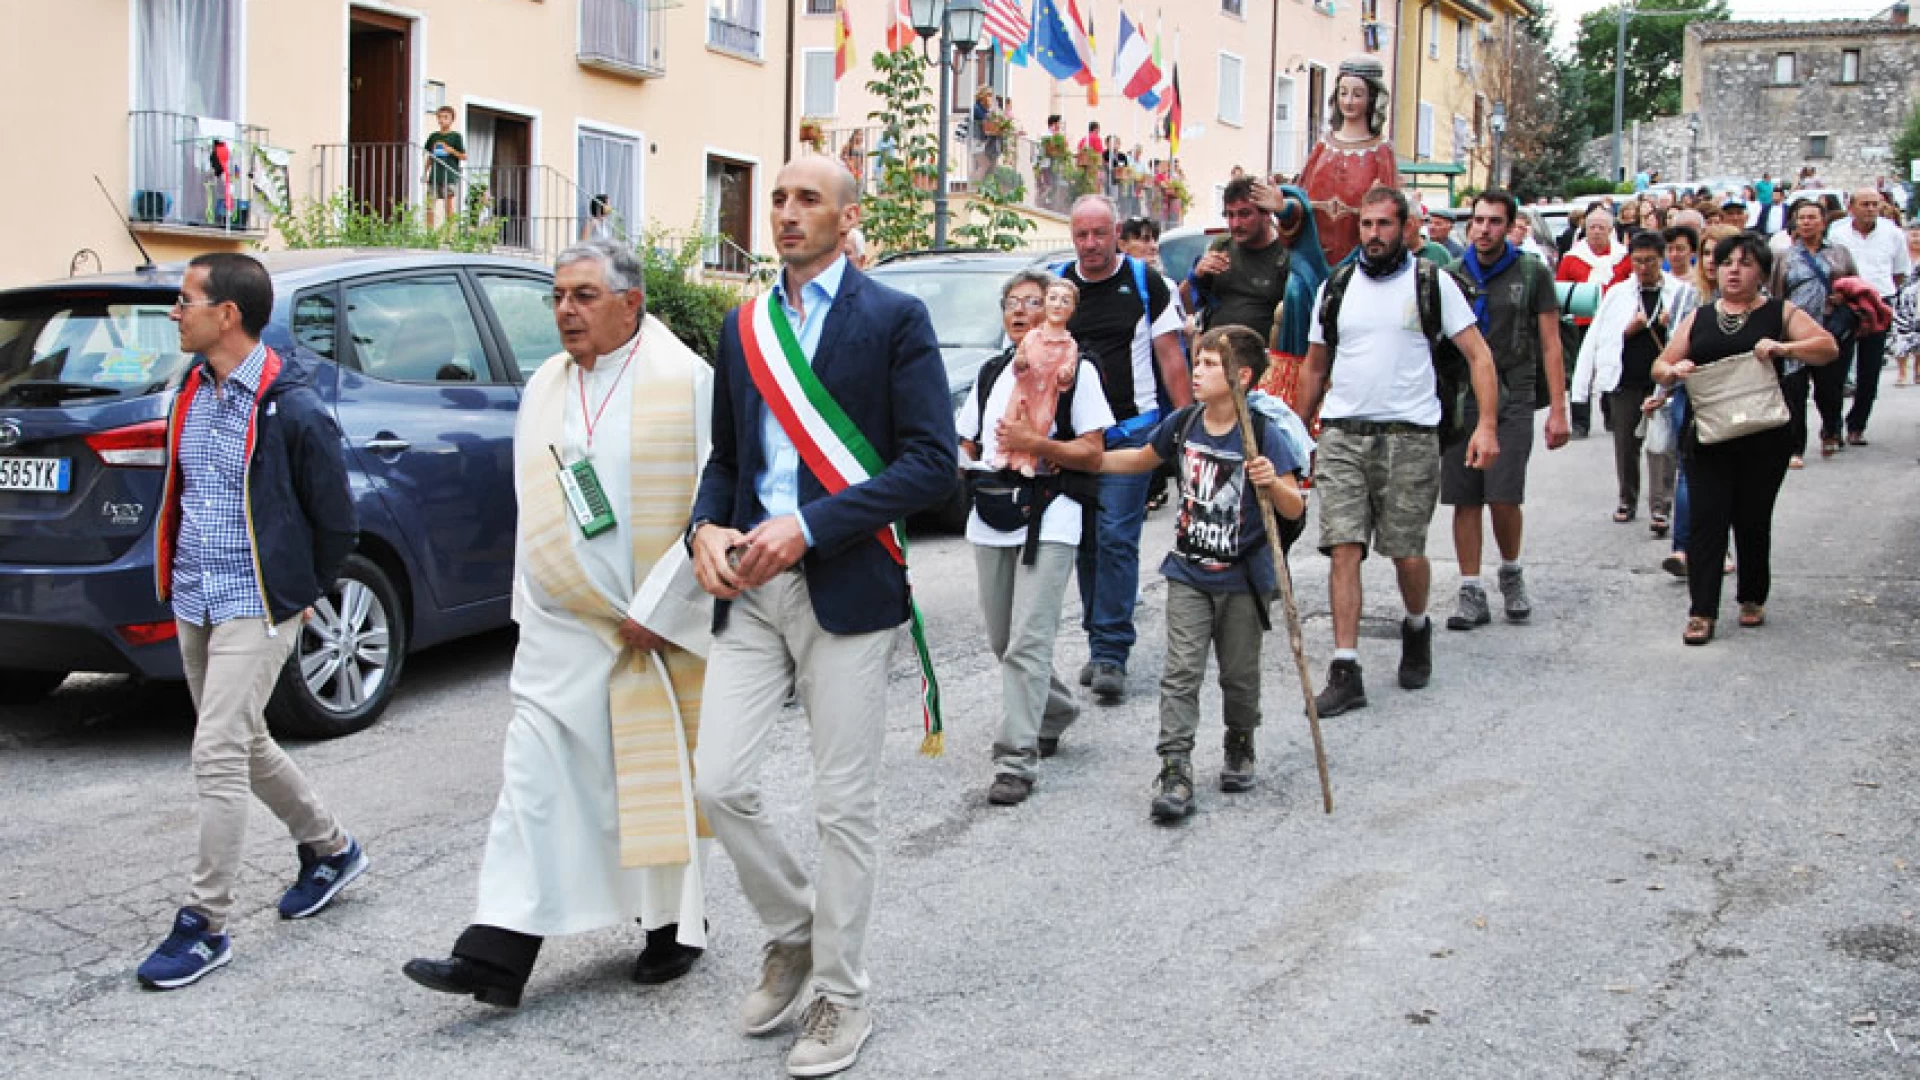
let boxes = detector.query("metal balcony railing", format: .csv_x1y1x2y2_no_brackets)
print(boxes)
823,124,1188,230
128,110,272,233
309,144,590,263
708,15,762,57
579,0,665,77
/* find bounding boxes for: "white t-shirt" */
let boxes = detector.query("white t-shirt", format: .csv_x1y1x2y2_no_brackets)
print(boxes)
1308,258,1476,425
954,358,1114,548
1826,217,1912,298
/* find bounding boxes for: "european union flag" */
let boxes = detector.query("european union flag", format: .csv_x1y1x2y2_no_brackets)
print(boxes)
1032,0,1086,82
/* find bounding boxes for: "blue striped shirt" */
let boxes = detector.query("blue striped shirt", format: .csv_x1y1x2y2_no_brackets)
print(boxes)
171,345,268,626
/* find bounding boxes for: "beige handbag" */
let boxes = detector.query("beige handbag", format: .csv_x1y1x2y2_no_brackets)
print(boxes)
1686,351,1788,445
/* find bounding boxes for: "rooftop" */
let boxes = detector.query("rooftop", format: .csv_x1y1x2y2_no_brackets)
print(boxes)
1690,17,1920,43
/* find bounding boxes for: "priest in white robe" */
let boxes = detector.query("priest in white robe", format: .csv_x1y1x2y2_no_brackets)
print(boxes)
403,240,714,1008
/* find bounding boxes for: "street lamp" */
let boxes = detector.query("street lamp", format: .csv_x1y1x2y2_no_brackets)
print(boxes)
1489,101,1507,191
910,0,985,249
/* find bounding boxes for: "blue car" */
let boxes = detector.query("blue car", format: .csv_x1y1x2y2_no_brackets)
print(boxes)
0,250,561,737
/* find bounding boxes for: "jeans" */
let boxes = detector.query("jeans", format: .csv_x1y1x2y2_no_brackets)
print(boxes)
1670,387,1690,552
1847,327,1888,435
1076,426,1154,669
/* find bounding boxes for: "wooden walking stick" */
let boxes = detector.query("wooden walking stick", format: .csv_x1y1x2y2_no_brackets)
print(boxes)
1221,345,1334,814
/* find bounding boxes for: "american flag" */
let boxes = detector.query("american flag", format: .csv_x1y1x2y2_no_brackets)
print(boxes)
983,0,1031,53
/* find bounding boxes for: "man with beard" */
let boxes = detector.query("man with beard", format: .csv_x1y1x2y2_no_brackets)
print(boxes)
1187,176,1291,343
1442,191,1568,631
1295,188,1501,716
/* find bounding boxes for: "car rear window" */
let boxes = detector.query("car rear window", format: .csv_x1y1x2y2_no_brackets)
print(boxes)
877,270,1008,350
0,292,188,404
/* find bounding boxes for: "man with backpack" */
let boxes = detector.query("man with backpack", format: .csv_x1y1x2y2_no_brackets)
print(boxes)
1294,187,1502,717
1443,191,1570,631
1059,195,1191,705
1185,177,1290,343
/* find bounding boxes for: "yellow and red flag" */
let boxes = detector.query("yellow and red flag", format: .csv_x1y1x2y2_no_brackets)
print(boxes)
835,0,855,78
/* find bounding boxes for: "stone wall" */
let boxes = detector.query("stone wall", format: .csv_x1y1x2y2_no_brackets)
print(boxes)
1571,18,1920,190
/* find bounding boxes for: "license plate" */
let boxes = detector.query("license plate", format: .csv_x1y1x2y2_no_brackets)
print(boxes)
0,457,71,493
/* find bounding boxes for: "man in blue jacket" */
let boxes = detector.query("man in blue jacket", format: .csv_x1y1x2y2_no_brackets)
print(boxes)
688,156,955,1078
140,253,364,990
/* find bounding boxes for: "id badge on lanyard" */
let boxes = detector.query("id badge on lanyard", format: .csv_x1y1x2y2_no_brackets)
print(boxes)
549,445,616,538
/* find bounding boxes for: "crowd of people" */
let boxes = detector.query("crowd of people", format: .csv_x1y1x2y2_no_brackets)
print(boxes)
127,51,1914,1080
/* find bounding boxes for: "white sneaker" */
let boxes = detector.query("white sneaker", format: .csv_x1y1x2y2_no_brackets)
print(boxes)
740,940,812,1036
786,997,873,1078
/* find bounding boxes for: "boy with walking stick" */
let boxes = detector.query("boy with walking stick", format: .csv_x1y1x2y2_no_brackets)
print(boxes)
1101,327,1308,822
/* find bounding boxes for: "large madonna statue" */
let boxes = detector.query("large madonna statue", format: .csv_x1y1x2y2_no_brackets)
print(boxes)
1294,56,1399,268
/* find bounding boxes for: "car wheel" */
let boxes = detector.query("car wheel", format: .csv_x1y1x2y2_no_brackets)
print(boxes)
266,554,406,739
0,669,69,702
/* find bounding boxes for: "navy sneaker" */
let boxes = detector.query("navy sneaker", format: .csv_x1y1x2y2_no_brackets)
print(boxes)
137,907,231,989
278,836,369,919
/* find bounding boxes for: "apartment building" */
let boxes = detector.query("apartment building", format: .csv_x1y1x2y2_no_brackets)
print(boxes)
790,0,1370,226
1390,0,1536,203
2,0,795,287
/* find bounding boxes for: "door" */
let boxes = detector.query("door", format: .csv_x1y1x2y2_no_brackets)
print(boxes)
348,9,411,214
330,271,521,613
1272,75,1297,176
473,108,533,248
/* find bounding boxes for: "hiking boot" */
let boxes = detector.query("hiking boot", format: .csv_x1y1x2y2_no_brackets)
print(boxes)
1445,584,1491,630
1090,662,1126,705
1314,659,1368,717
986,773,1033,806
786,997,874,1078
1497,565,1532,623
740,939,813,1035
1398,619,1433,690
278,836,369,919
1037,737,1060,759
1220,730,1256,793
137,907,231,990
1149,758,1196,823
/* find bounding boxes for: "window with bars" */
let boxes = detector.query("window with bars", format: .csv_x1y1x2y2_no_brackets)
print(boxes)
806,0,835,13
578,0,664,76
709,0,765,58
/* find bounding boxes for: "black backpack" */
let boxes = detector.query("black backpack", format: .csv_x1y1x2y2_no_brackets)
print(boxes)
1316,258,1473,446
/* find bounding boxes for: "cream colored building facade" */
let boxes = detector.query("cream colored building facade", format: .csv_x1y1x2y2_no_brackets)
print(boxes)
790,0,1372,226
2,0,797,287
1390,0,1536,204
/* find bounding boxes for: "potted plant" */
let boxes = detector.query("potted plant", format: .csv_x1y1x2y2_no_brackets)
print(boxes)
1041,133,1069,161
798,117,827,152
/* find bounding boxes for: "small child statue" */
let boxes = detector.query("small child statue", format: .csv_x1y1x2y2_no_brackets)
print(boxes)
997,278,1080,476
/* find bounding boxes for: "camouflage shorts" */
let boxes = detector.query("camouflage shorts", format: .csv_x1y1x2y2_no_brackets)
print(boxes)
1313,425,1442,559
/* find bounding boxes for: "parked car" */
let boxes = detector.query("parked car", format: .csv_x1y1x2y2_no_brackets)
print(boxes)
866,249,1069,530
0,250,561,737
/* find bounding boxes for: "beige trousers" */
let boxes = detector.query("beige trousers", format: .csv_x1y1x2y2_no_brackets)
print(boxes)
693,571,893,1008
177,616,344,930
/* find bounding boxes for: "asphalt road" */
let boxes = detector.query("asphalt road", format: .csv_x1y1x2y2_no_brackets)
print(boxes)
3,379,1918,1079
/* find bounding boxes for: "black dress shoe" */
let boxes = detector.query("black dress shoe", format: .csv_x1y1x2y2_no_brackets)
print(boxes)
631,924,704,985
402,956,525,1008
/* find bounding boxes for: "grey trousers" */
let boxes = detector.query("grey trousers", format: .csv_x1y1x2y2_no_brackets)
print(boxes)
693,571,893,1008
973,543,1080,782
1606,387,1676,518
176,615,345,931
1156,580,1267,760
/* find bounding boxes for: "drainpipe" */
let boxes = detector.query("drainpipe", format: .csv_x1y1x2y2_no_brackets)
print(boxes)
1266,0,1281,174
783,0,797,163
1414,1,1433,161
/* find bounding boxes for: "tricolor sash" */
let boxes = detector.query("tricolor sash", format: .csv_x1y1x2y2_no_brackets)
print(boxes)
738,293,945,756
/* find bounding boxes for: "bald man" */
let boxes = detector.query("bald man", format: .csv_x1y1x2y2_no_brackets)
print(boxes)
1825,188,1912,444
690,156,956,1077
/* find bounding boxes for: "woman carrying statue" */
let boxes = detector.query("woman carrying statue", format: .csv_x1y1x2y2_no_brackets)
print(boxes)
1293,56,1399,268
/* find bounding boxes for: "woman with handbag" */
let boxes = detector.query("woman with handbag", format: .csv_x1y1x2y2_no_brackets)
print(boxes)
1770,198,1860,463
1654,233,1839,645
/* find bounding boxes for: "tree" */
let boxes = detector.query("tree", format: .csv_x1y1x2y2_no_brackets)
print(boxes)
1571,0,1729,140
953,167,1036,251
861,48,939,255
1471,6,1560,194
1894,100,1920,200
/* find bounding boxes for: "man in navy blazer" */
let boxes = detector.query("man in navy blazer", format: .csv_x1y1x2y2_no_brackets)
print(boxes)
687,156,955,1078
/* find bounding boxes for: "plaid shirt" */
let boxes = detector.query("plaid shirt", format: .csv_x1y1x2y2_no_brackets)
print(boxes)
171,344,268,626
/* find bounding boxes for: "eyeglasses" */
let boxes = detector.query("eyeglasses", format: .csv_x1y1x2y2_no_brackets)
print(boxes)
172,295,227,311
1002,296,1046,312
544,287,630,309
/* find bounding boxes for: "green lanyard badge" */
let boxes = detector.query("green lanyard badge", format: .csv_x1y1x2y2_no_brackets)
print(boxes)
550,445,616,538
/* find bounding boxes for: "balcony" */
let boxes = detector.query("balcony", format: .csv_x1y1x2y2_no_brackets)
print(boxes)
708,15,762,59
308,143,587,263
128,111,275,237
579,0,665,78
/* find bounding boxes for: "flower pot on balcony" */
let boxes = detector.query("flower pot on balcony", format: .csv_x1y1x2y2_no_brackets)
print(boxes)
131,190,172,222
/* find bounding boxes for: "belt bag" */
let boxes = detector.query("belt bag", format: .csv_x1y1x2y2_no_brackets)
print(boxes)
972,470,1043,532
1687,351,1788,445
